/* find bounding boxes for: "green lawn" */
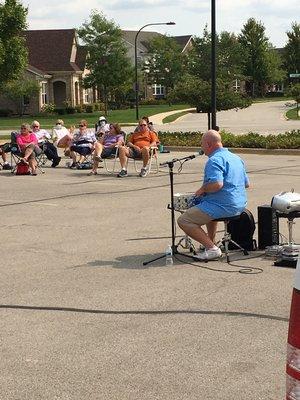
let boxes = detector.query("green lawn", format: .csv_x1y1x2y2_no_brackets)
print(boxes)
286,107,300,120
162,110,193,124
0,104,190,130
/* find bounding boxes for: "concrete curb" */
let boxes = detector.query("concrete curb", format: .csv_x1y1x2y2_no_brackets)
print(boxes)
164,146,300,156
150,108,195,125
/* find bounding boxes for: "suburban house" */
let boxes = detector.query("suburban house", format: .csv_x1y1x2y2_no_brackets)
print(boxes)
122,30,193,99
0,29,95,115
0,29,193,114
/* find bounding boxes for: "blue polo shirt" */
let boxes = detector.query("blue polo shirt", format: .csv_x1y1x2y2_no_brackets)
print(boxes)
196,148,249,218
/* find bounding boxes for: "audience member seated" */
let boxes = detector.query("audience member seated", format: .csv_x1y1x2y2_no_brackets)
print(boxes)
0,145,11,170
134,115,155,133
69,120,96,168
31,120,61,167
16,123,42,175
89,123,125,175
117,118,157,178
95,116,110,139
52,119,73,156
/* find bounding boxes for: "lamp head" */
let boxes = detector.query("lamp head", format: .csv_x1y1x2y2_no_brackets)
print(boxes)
166,22,176,25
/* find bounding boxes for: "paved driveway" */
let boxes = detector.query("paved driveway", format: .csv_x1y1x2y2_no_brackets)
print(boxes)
0,151,299,399
150,101,300,135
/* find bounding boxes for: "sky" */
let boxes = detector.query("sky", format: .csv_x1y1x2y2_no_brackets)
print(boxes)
24,0,299,48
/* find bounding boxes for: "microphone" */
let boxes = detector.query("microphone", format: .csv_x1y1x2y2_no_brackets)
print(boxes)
160,150,204,166
173,150,204,162
185,150,204,160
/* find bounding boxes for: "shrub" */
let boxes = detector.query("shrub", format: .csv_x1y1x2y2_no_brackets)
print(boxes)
85,104,94,113
75,104,84,113
97,102,105,111
94,102,106,111
108,101,118,110
265,92,285,98
41,103,55,114
66,106,76,114
0,108,13,117
158,130,300,149
140,99,168,106
55,107,66,115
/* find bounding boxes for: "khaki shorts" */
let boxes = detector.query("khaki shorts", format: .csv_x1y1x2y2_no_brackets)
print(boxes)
178,206,213,227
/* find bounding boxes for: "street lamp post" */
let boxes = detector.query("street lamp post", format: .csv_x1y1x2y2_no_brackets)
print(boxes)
211,0,217,129
134,22,175,121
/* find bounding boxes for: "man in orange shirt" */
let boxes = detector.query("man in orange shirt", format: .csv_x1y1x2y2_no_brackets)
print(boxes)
117,119,157,177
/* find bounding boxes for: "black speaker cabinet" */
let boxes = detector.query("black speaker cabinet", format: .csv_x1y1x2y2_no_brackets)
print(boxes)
257,205,279,249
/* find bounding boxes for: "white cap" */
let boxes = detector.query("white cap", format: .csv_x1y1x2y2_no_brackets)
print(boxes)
99,116,106,122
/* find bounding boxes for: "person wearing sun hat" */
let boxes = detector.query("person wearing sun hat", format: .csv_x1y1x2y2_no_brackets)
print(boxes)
95,116,110,139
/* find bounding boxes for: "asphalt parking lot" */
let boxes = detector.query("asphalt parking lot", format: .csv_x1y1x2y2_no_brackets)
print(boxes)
0,150,299,399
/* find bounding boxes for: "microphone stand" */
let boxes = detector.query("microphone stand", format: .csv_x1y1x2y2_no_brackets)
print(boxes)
143,154,200,266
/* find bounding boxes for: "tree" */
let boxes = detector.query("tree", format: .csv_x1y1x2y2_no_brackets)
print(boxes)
182,28,251,124
77,11,133,113
168,74,251,115
238,18,283,97
287,83,300,115
284,22,300,76
2,78,39,115
143,35,184,96
0,0,28,88
187,27,243,83
217,31,244,82
187,26,211,81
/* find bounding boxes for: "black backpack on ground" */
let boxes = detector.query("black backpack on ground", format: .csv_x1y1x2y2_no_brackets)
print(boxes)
227,209,257,251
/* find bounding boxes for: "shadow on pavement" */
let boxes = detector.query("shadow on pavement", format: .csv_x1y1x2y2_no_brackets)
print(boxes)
0,303,288,322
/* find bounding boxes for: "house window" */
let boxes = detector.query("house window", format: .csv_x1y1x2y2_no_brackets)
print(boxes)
233,79,240,92
267,84,284,93
84,89,92,103
152,84,165,97
41,82,48,105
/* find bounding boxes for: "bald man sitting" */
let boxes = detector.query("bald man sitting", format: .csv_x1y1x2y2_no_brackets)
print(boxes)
178,130,250,261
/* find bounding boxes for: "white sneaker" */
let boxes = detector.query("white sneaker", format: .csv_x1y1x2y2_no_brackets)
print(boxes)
194,247,222,261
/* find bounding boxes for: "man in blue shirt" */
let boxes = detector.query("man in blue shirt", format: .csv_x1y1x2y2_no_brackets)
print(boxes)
178,130,249,261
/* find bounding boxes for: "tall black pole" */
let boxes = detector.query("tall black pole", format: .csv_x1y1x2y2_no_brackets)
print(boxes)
211,0,217,129
134,22,175,121
134,30,140,120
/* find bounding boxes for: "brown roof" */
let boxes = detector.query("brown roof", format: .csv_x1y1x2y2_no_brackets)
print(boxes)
122,30,192,53
172,35,193,52
27,64,51,77
24,29,84,73
122,30,163,52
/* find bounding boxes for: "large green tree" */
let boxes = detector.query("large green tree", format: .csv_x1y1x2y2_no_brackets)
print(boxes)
2,77,39,115
180,27,250,122
144,35,184,96
217,31,244,82
0,0,28,88
187,27,243,82
287,83,300,115
238,18,283,97
284,22,300,76
77,11,132,113
168,75,251,114
187,26,211,81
